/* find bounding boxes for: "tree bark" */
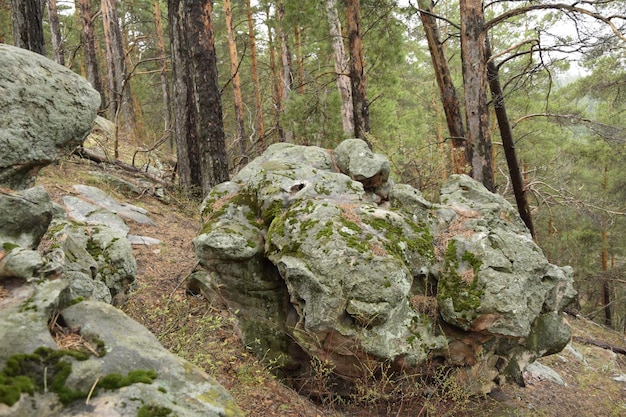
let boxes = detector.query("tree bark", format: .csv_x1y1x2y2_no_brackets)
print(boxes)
154,0,172,153
294,25,305,94
224,0,247,157
101,0,135,145
168,0,201,193
186,0,230,195
345,0,370,144
277,2,293,142
47,0,65,65
459,0,494,191
77,0,105,111
246,0,265,147
266,5,284,143
486,39,535,238
11,0,45,55
418,0,468,174
326,0,354,136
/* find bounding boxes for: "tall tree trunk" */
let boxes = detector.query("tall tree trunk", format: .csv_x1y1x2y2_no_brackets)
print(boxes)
277,2,293,142
224,0,247,157
101,0,135,148
294,25,305,94
11,0,45,54
418,0,468,174
486,39,535,238
77,0,105,111
168,0,201,194
246,0,265,148
345,0,370,144
325,0,354,136
459,0,494,191
601,228,611,326
154,0,172,153
187,0,229,195
601,165,611,327
266,5,284,142
47,0,65,65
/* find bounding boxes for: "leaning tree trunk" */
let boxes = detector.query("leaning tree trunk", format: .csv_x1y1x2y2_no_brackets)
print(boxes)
326,0,354,136
224,0,247,157
186,0,230,195
345,0,370,145
246,0,265,147
77,0,105,111
11,0,45,55
47,0,65,65
486,39,535,238
459,0,494,191
418,0,468,174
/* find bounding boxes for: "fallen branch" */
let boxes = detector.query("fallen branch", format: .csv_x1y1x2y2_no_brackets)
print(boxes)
72,147,171,187
572,336,626,355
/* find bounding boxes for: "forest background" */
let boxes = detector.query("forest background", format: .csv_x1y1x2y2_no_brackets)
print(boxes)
2,0,626,332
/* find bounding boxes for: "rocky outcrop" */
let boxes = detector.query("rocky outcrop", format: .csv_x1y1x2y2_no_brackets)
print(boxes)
0,280,242,417
0,44,101,190
191,139,576,394
0,46,242,416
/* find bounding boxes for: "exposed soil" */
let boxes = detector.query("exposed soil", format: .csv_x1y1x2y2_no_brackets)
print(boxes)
35,154,626,417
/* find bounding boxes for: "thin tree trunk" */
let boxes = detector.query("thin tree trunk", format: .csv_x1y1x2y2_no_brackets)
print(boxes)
77,0,105,111
601,229,611,326
246,0,265,148
154,0,173,153
266,5,284,143
294,25,305,94
11,0,45,55
601,165,611,327
325,0,354,136
186,0,229,195
418,0,467,174
101,0,135,147
47,0,65,65
486,39,535,238
277,2,293,142
224,0,247,157
459,0,494,191
345,0,370,144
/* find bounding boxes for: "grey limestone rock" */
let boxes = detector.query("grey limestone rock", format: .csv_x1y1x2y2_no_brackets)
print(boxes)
0,186,53,250
192,139,576,393
0,44,100,190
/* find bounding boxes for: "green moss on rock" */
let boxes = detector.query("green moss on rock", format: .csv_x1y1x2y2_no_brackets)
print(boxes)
137,404,173,417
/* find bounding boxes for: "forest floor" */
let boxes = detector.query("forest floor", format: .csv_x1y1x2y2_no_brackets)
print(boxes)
35,149,626,417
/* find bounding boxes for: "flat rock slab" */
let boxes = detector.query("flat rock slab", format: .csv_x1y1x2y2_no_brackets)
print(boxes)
73,184,157,226
127,234,162,245
61,195,130,238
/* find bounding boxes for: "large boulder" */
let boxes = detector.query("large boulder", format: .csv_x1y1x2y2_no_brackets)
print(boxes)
192,139,576,393
0,44,100,190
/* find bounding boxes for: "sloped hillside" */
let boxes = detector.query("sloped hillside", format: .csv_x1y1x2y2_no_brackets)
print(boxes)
35,154,626,417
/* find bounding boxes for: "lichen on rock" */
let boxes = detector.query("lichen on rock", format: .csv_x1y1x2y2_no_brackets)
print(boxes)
191,139,577,394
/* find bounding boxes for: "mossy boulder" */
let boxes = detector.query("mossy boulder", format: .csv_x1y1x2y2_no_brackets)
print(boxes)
192,140,576,393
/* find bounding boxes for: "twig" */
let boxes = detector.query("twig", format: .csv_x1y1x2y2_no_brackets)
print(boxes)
86,376,100,405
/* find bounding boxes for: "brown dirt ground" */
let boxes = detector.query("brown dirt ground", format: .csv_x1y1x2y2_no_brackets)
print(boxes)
34,154,626,417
